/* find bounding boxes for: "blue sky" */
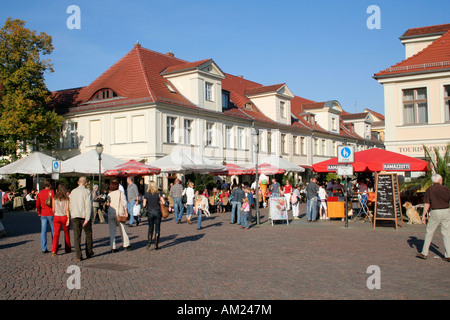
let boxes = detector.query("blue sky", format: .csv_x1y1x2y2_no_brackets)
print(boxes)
2,0,450,115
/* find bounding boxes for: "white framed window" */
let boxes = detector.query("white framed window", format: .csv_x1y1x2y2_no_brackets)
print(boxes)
166,116,176,143
321,139,326,156
267,132,272,154
331,117,337,131
445,85,450,122
225,125,233,148
293,136,298,155
68,122,78,149
184,119,193,145
237,127,246,149
314,138,319,155
205,82,214,101
206,122,214,146
280,101,286,118
281,134,287,154
403,88,428,124
300,137,305,155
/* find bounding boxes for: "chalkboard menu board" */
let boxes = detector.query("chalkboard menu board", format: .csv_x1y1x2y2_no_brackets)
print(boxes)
374,173,403,229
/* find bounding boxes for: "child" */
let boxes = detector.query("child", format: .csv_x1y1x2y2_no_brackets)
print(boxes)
240,197,250,230
318,183,328,220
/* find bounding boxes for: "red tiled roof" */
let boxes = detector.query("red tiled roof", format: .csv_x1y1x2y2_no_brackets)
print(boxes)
244,83,285,96
375,30,450,77
50,44,380,142
161,59,213,75
400,23,450,39
364,108,385,121
340,112,368,120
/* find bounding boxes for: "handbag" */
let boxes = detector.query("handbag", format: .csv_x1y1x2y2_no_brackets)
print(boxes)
133,204,141,216
45,190,53,208
117,191,127,223
160,203,169,219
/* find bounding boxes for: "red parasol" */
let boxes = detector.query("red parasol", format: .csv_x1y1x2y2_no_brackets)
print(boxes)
104,160,161,177
312,148,429,172
215,163,253,176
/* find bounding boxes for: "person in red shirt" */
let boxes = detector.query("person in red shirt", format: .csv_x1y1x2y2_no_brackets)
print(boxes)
283,180,293,211
36,179,55,253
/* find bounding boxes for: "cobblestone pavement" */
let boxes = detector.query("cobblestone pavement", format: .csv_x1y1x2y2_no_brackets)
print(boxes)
0,204,449,301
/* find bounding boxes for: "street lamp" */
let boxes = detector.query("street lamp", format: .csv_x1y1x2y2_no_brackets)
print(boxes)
95,142,104,192
251,122,260,225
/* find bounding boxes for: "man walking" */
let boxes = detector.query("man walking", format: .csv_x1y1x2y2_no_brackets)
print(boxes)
70,177,93,261
305,177,319,222
230,185,245,224
417,174,450,262
36,179,54,253
127,176,140,227
170,179,184,224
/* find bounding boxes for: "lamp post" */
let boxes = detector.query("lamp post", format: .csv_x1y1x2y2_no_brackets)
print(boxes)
251,122,260,225
95,142,104,192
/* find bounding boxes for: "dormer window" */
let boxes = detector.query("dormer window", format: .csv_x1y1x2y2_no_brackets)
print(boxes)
244,102,257,111
222,90,230,109
91,89,119,101
280,101,286,118
165,83,177,93
205,82,214,101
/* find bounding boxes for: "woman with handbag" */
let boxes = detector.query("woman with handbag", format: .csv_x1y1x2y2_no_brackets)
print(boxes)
107,180,132,253
143,181,165,250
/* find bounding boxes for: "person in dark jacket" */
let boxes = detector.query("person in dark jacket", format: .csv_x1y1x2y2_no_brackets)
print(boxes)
230,185,245,224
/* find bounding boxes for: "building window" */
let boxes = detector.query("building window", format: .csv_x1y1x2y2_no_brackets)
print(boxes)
445,85,450,122
205,82,213,101
166,116,176,143
225,125,233,148
332,141,337,156
91,88,118,101
331,117,337,131
206,122,214,146
321,139,326,156
237,127,246,149
222,91,230,109
293,136,298,155
403,88,428,124
300,137,305,155
184,119,193,144
68,122,78,149
280,101,286,118
267,132,272,154
281,134,286,154
314,138,319,155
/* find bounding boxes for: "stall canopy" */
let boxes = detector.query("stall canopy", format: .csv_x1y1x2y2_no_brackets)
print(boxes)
246,163,286,175
60,150,125,174
213,162,252,176
259,155,305,172
312,148,429,173
0,152,56,175
149,149,226,174
104,160,161,177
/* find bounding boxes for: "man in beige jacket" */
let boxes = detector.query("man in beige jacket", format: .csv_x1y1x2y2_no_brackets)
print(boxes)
70,177,93,261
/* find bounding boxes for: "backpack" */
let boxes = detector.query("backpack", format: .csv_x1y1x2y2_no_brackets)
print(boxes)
291,192,298,204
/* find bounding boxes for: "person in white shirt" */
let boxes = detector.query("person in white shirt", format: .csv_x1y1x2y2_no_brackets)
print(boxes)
183,181,196,224
318,183,328,220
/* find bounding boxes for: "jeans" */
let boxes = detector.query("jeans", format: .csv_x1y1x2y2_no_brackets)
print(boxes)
173,198,184,222
306,196,318,221
197,209,203,229
186,204,194,220
148,210,162,236
231,201,241,224
128,200,139,225
241,211,249,228
40,216,54,252
292,202,299,218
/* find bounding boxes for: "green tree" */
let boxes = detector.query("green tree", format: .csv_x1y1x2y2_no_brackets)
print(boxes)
0,18,62,160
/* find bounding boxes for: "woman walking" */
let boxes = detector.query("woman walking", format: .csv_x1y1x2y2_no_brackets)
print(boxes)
143,181,165,250
51,183,71,256
183,181,195,224
107,180,132,253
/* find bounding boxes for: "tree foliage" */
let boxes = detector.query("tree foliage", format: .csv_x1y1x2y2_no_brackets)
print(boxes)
0,18,62,160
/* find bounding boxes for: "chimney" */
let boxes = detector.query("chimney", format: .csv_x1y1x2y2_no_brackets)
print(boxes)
237,75,244,78
134,40,141,48
166,51,174,57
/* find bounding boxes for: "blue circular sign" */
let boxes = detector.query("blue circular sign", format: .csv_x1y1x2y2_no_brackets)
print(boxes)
340,147,352,159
